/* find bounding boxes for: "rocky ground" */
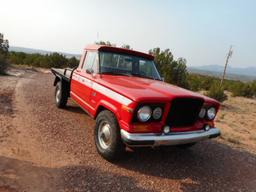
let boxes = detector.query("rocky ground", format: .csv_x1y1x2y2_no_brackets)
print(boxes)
0,67,256,192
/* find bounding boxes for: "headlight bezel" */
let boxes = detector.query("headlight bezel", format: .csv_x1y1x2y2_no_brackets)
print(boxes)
198,107,207,119
206,107,217,120
199,106,217,120
137,105,152,122
152,107,163,120
134,104,164,122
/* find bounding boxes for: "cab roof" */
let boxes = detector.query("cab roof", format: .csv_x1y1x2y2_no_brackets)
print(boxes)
84,44,154,60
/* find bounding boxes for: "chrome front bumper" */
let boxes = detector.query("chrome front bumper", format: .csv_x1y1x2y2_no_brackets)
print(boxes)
121,128,221,147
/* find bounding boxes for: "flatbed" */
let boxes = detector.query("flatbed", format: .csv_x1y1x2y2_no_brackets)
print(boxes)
51,68,74,83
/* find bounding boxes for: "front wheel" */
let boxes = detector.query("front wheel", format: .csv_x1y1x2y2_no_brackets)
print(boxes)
94,110,125,161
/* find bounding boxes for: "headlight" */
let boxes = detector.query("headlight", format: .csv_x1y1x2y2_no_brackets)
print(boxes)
199,108,206,118
207,107,216,120
137,106,152,122
152,107,162,120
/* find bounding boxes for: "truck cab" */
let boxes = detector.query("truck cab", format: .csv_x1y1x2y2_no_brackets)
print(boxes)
51,44,221,161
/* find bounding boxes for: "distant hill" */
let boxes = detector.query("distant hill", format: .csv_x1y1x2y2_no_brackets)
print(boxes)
9,46,81,59
189,65,256,82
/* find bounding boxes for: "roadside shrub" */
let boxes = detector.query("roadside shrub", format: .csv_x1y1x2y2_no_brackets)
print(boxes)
252,81,256,97
0,54,8,74
0,33,9,74
188,73,256,99
230,82,254,98
67,56,79,68
187,74,221,91
187,74,201,91
207,83,227,102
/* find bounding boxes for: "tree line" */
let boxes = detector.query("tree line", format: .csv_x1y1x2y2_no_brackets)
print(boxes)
8,52,79,69
1,37,256,101
0,33,9,74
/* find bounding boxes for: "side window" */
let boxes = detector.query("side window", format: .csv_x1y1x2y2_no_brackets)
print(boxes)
78,51,86,69
82,51,97,71
91,53,99,73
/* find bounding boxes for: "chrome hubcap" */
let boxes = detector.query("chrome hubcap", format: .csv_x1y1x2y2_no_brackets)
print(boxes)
98,122,111,149
56,88,60,103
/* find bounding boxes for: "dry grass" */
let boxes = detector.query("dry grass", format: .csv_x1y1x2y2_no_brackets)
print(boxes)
249,134,256,142
215,92,256,153
226,137,241,145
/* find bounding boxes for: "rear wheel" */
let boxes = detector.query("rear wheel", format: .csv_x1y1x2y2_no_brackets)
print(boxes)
55,81,68,108
94,110,125,161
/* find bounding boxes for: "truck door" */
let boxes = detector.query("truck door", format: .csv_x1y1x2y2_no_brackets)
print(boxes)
71,51,97,112
71,51,85,101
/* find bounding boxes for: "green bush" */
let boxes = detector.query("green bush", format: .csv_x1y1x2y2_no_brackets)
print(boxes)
207,83,227,102
187,74,220,91
68,56,79,68
252,81,256,97
231,82,254,98
188,73,256,99
0,33,9,74
0,53,8,74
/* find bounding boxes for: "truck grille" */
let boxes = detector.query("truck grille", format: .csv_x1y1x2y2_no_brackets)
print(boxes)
166,98,204,127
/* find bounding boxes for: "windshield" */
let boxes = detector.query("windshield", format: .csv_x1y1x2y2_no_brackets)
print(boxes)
99,52,161,80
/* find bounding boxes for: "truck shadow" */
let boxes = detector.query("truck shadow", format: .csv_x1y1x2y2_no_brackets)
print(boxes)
0,156,152,192
64,105,87,115
63,100,89,116
116,141,256,191
1,142,255,192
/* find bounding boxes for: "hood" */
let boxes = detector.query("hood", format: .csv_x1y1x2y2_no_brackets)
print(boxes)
96,75,219,104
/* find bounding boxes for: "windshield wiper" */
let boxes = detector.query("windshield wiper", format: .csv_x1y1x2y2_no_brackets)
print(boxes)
100,71,160,80
131,73,157,80
100,71,132,77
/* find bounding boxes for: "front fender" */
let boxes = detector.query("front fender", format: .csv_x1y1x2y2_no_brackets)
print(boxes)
94,100,120,120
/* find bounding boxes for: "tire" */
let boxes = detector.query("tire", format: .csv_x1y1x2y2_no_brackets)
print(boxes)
94,110,125,161
55,81,68,108
177,142,196,149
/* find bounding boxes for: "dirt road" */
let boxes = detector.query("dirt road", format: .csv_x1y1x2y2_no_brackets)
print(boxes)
0,69,256,192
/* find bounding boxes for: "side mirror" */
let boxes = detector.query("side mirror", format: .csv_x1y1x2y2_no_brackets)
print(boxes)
86,68,94,74
161,77,165,82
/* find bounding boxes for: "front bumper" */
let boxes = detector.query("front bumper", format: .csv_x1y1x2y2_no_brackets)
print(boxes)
121,128,221,147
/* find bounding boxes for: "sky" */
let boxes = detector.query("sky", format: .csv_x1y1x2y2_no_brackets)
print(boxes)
0,0,255,67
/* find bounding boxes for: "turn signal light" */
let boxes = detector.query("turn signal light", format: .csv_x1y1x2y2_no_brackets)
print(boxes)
133,124,151,132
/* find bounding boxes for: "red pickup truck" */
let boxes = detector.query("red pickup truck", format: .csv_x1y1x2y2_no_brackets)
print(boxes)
51,44,221,161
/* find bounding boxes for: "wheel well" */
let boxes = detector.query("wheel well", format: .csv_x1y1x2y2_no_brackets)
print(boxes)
95,106,107,119
54,77,70,97
54,76,61,86
95,105,119,120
